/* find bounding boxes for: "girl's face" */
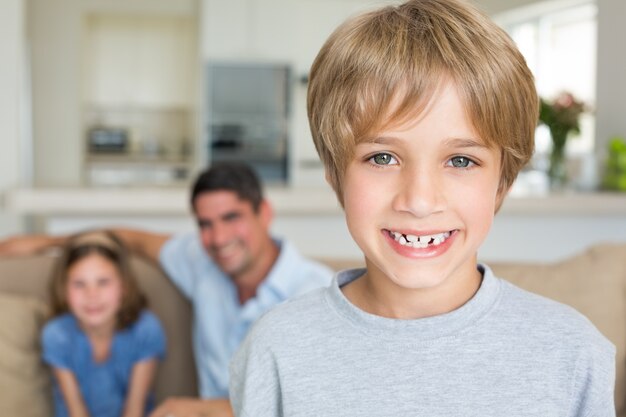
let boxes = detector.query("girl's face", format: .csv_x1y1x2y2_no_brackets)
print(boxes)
66,253,124,333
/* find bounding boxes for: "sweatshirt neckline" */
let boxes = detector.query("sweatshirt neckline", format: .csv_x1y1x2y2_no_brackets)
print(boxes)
325,264,501,341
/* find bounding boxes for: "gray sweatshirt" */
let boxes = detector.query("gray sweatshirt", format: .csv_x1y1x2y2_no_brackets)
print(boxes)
230,265,615,417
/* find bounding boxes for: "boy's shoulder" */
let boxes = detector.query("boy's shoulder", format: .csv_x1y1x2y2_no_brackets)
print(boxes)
246,282,334,344
244,269,364,349
261,285,330,324
496,275,614,351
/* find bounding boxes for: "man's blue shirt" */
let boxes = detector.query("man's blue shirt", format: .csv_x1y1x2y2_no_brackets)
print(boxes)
159,232,333,398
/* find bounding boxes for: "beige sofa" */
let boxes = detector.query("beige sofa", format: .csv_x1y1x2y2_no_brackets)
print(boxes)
1,243,625,416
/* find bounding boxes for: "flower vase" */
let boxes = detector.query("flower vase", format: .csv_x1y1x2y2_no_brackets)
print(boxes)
548,128,569,191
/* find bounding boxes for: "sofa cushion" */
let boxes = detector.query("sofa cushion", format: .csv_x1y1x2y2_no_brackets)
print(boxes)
129,256,198,400
0,293,52,417
489,243,626,416
0,254,56,300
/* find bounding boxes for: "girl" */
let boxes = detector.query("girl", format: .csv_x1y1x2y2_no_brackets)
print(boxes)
41,231,166,417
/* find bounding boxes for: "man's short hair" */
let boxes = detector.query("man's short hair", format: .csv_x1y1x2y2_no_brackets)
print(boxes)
307,0,538,207
191,162,263,212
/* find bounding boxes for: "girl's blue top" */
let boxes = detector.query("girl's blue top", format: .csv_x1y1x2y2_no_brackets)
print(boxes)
41,310,166,417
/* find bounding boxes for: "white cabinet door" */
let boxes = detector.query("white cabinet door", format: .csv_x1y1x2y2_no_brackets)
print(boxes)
200,0,298,62
132,17,195,107
200,0,249,60
84,15,195,108
249,0,297,61
84,16,136,105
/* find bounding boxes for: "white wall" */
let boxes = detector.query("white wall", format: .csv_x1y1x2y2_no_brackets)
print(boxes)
595,0,626,159
28,0,83,187
477,0,545,14
0,0,26,235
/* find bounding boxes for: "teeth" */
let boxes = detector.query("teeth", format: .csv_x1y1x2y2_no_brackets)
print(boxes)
390,230,451,248
405,234,418,243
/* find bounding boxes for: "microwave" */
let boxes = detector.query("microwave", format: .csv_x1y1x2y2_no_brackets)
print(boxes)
88,127,128,153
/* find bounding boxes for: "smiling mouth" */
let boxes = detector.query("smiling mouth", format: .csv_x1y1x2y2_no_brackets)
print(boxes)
386,230,453,248
212,241,240,258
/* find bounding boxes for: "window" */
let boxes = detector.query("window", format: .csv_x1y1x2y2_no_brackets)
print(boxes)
495,0,597,158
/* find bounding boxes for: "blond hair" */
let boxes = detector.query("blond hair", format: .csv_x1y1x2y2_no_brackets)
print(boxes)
308,0,538,208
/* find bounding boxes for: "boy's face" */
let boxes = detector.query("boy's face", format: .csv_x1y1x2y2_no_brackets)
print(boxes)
342,81,503,309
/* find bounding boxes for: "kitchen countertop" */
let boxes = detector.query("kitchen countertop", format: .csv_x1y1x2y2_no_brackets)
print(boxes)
3,186,626,217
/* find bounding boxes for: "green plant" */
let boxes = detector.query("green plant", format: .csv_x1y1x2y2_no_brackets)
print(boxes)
602,136,626,191
539,92,585,145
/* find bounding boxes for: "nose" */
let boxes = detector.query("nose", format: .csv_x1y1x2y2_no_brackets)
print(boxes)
84,285,100,300
204,222,231,248
391,165,446,218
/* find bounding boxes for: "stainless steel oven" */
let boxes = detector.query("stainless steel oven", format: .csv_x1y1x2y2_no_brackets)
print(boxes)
206,63,290,182
88,127,128,153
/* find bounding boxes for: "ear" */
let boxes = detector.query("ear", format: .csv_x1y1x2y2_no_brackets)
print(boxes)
258,199,274,228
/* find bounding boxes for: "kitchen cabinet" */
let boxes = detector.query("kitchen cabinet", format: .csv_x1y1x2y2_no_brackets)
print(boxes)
83,14,196,108
200,0,385,65
200,0,301,62
200,0,398,186
81,13,198,186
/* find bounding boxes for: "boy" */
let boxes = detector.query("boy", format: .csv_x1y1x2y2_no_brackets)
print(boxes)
229,0,616,415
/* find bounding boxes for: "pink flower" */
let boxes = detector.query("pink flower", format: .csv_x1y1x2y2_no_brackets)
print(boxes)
554,92,575,109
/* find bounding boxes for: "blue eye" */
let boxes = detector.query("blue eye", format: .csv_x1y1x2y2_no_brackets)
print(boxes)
449,156,474,168
370,153,397,165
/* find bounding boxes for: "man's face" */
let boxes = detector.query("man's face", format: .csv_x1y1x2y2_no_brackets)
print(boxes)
193,190,272,279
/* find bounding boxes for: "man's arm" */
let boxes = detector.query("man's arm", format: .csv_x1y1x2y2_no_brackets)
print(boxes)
110,229,170,265
0,234,66,256
0,228,171,265
148,397,233,417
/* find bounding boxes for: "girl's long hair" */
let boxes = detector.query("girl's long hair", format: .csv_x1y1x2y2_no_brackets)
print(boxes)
49,230,147,329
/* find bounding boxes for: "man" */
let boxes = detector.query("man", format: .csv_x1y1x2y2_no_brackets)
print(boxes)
0,162,334,417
